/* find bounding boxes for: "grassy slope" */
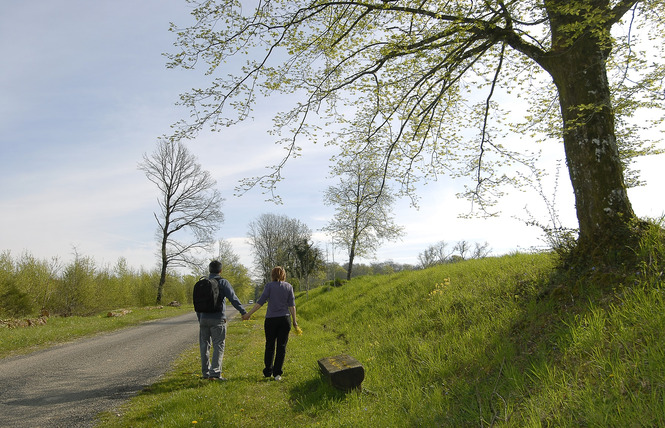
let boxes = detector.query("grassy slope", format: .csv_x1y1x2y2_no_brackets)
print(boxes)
97,252,665,427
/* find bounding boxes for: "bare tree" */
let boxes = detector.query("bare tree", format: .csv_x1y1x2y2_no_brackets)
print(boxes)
472,242,491,259
323,161,404,280
454,241,472,260
139,140,224,304
418,241,451,268
247,213,312,284
419,239,490,268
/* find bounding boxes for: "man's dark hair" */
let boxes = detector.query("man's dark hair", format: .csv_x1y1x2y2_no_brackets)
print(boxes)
209,260,223,274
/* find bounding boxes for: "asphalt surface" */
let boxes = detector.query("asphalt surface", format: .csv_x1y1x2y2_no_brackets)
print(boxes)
0,307,240,428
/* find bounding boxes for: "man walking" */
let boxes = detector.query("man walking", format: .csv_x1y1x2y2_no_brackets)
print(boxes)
197,260,247,380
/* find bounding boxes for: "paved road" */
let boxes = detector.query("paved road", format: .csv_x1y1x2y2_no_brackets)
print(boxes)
0,308,240,428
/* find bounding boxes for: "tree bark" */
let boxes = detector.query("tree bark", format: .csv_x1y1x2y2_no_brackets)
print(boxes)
157,229,168,304
543,1,636,255
347,242,356,281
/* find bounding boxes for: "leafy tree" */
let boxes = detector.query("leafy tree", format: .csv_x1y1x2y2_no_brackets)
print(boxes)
215,239,253,302
323,261,348,282
167,0,665,271
139,140,224,304
247,213,312,283
54,249,96,316
323,161,404,280
14,252,60,313
106,257,135,307
0,283,33,318
292,239,324,293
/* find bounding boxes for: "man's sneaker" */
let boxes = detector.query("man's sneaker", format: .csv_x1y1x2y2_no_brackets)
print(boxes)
274,375,282,381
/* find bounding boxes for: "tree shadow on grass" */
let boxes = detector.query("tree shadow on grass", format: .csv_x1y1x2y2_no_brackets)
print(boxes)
436,264,645,426
288,375,348,414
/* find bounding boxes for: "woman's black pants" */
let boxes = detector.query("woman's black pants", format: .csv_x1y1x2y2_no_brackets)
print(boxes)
263,316,291,377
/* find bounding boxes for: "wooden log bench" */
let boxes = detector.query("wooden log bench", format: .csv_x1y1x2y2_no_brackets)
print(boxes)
317,354,365,391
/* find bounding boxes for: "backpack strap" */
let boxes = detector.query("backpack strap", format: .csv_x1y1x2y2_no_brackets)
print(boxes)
212,277,224,308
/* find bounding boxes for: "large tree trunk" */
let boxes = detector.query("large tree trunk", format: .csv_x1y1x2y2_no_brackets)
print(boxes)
543,1,636,257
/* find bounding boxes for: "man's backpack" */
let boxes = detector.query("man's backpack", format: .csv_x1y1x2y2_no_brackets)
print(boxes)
192,277,221,313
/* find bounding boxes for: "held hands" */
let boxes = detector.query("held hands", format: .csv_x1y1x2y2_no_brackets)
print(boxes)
242,313,251,321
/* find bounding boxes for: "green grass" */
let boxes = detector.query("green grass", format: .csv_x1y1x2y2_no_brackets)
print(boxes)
96,304,347,427
0,305,191,358
93,251,665,427
6,250,665,427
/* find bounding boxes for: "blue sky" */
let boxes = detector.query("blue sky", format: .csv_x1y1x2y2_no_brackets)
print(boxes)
1,1,663,277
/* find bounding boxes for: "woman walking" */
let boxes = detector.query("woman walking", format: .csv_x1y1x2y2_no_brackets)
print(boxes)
243,266,298,381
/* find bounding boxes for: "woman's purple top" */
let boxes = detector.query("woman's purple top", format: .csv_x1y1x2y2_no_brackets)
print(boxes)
257,280,295,318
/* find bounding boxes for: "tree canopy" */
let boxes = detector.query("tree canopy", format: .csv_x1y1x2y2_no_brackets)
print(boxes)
324,160,404,279
167,0,664,266
247,213,312,283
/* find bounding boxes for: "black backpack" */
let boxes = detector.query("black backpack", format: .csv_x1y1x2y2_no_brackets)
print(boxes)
192,277,221,313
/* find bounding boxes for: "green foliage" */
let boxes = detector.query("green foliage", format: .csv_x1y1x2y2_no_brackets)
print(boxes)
0,251,189,318
247,213,314,284
291,240,325,292
52,252,97,316
633,216,665,284
13,252,58,310
135,270,164,307
0,283,34,318
0,251,54,317
555,216,665,290
167,0,664,216
323,160,404,280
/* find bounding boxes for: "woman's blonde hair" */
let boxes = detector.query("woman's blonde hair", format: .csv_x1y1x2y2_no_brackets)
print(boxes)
271,266,286,282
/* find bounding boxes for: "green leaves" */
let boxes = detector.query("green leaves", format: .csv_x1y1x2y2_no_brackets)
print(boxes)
323,159,404,277
167,0,664,240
